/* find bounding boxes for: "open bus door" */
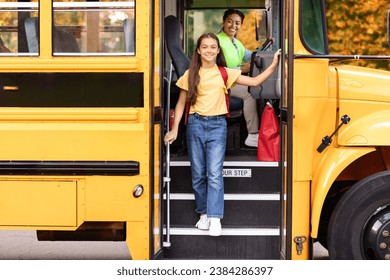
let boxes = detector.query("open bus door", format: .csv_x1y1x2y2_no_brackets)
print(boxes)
245,0,295,260
280,0,293,260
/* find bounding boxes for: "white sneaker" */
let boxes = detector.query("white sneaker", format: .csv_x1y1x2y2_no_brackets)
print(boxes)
195,214,209,230
209,218,222,236
245,133,258,147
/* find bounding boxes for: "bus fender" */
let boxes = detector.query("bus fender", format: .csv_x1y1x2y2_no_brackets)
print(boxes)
338,110,390,146
310,146,375,238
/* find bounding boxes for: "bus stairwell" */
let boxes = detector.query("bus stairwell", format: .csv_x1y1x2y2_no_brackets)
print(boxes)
163,15,281,259
163,154,281,259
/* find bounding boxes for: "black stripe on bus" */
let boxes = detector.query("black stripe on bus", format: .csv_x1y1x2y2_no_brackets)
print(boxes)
0,73,144,107
0,161,139,176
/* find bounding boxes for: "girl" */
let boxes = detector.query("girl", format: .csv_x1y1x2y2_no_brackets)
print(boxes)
164,33,280,236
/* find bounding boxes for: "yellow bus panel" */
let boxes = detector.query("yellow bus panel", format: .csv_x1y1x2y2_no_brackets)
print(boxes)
0,180,77,226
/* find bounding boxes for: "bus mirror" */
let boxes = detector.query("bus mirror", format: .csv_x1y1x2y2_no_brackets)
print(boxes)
256,10,269,42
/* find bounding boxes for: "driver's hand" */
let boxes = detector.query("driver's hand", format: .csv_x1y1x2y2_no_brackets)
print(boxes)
240,61,251,74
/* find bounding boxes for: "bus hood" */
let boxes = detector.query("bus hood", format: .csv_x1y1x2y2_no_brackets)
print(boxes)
336,65,390,102
336,65,390,146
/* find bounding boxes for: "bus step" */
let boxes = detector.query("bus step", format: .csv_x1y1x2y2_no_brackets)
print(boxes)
164,193,280,227
170,160,280,193
163,226,279,259
164,226,279,236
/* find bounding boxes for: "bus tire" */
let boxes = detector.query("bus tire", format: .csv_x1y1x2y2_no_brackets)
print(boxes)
327,171,390,259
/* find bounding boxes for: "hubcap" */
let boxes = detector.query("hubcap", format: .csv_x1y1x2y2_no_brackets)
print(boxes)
363,204,390,259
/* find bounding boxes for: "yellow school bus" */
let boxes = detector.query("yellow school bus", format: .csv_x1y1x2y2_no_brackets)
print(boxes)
0,0,389,260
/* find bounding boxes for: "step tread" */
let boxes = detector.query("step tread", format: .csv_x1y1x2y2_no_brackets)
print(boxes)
164,192,280,200
164,226,279,236
170,160,278,167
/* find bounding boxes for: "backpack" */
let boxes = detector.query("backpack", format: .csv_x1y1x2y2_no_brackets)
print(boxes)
184,66,230,124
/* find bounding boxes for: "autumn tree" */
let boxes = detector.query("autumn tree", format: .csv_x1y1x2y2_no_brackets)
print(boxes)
326,0,390,70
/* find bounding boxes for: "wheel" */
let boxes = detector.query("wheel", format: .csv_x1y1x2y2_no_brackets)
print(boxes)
328,171,390,259
317,181,353,249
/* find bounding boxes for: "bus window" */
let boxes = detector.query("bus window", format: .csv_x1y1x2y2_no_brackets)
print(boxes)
52,0,135,56
184,8,263,56
0,0,39,55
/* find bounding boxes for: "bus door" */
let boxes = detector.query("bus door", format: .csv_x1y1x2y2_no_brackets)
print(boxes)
245,0,293,260
279,0,293,259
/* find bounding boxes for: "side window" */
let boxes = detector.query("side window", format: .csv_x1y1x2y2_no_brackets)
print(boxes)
0,0,39,55
52,0,135,56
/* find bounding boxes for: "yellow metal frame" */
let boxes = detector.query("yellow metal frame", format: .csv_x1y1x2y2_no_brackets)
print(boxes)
1,0,388,261
0,0,159,260
290,0,390,259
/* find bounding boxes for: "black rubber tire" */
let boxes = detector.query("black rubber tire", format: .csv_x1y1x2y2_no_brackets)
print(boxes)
328,171,390,259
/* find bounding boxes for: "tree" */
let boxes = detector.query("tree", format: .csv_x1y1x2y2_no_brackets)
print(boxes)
326,0,390,70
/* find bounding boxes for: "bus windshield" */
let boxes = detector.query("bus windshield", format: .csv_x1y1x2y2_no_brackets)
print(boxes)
300,0,328,54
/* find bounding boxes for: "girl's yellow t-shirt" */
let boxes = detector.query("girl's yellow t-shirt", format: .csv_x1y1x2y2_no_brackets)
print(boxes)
176,65,241,116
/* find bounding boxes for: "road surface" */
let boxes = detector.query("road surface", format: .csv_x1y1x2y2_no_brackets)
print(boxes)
0,230,328,260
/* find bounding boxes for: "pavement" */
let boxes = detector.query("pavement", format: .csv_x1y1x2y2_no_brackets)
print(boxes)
0,230,130,260
0,230,328,260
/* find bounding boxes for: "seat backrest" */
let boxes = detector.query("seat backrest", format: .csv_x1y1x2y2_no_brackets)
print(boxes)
123,18,135,53
25,17,80,53
164,15,190,77
53,29,80,52
24,17,39,53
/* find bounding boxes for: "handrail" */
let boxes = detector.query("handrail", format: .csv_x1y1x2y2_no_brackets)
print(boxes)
162,62,174,248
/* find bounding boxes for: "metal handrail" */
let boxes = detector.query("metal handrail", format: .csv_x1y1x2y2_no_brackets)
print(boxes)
162,62,173,248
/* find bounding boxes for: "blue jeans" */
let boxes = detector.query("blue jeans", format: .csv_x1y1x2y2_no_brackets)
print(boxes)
186,113,227,219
